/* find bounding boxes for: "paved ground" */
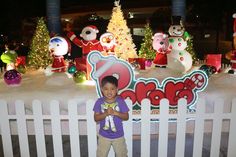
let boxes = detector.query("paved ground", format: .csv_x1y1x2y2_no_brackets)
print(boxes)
0,133,228,157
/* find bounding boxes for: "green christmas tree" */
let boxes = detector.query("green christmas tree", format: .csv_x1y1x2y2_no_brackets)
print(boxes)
184,31,198,62
27,17,52,69
139,23,156,60
107,0,137,60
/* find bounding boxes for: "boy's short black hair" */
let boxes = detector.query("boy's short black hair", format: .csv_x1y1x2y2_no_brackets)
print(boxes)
101,75,118,87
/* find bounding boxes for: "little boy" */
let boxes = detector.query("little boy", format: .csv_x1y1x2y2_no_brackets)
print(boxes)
93,75,129,157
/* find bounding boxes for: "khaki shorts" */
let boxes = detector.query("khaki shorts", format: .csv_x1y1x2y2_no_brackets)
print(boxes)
97,135,128,157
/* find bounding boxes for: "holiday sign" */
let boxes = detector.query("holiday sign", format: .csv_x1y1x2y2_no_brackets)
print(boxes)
88,51,208,113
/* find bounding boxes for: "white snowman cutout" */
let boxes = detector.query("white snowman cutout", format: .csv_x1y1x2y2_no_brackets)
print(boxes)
167,36,193,73
45,36,70,76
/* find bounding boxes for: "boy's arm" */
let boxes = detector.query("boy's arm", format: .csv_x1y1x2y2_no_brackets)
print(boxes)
94,111,108,122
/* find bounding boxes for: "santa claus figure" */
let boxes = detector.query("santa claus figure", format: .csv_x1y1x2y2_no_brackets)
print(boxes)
67,25,103,79
67,25,103,57
226,13,236,74
100,32,117,55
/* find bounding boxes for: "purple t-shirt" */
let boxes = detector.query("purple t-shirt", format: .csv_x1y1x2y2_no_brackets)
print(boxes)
93,96,129,139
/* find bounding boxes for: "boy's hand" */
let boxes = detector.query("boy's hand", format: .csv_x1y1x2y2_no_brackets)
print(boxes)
107,107,114,115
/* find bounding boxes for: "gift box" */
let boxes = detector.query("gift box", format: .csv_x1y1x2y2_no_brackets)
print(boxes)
15,56,26,67
75,57,91,79
128,58,146,70
205,54,222,72
138,58,146,70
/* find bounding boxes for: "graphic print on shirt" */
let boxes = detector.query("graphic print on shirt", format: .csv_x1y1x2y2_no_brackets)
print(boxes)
101,102,120,132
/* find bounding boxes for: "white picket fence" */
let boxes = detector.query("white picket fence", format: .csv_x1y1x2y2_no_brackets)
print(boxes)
0,98,236,157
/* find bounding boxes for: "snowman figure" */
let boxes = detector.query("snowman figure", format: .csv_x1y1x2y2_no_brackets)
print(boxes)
45,36,69,76
168,16,185,37
167,36,193,73
167,16,192,73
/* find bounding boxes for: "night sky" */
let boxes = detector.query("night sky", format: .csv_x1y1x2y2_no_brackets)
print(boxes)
0,0,46,33
0,0,235,36
0,0,118,34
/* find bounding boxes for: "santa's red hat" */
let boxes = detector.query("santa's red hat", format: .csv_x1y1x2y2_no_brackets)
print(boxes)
233,13,236,36
84,25,99,33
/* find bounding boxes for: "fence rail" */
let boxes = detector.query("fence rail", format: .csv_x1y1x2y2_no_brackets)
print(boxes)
0,98,236,157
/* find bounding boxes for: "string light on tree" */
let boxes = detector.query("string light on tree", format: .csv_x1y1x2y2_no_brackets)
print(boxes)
184,31,198,63
27,17,52,69
139,23,156,60
107,0,137,60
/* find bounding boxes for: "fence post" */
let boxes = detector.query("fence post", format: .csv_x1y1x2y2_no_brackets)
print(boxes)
124,99,133,157
50,100,63,157
227,98,236,157
175,98,187,157
193,98,205,157
158,98,169,157
86,99,97,157
16,100,30,157
141,99,151,157
33,100,47,157
210,98,224,157
68,99,81,157
0,100,13,157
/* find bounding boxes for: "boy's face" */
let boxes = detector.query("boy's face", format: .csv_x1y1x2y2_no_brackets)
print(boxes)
101,82,118,101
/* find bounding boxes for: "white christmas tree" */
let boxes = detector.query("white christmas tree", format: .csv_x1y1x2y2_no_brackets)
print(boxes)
107,0,137,60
